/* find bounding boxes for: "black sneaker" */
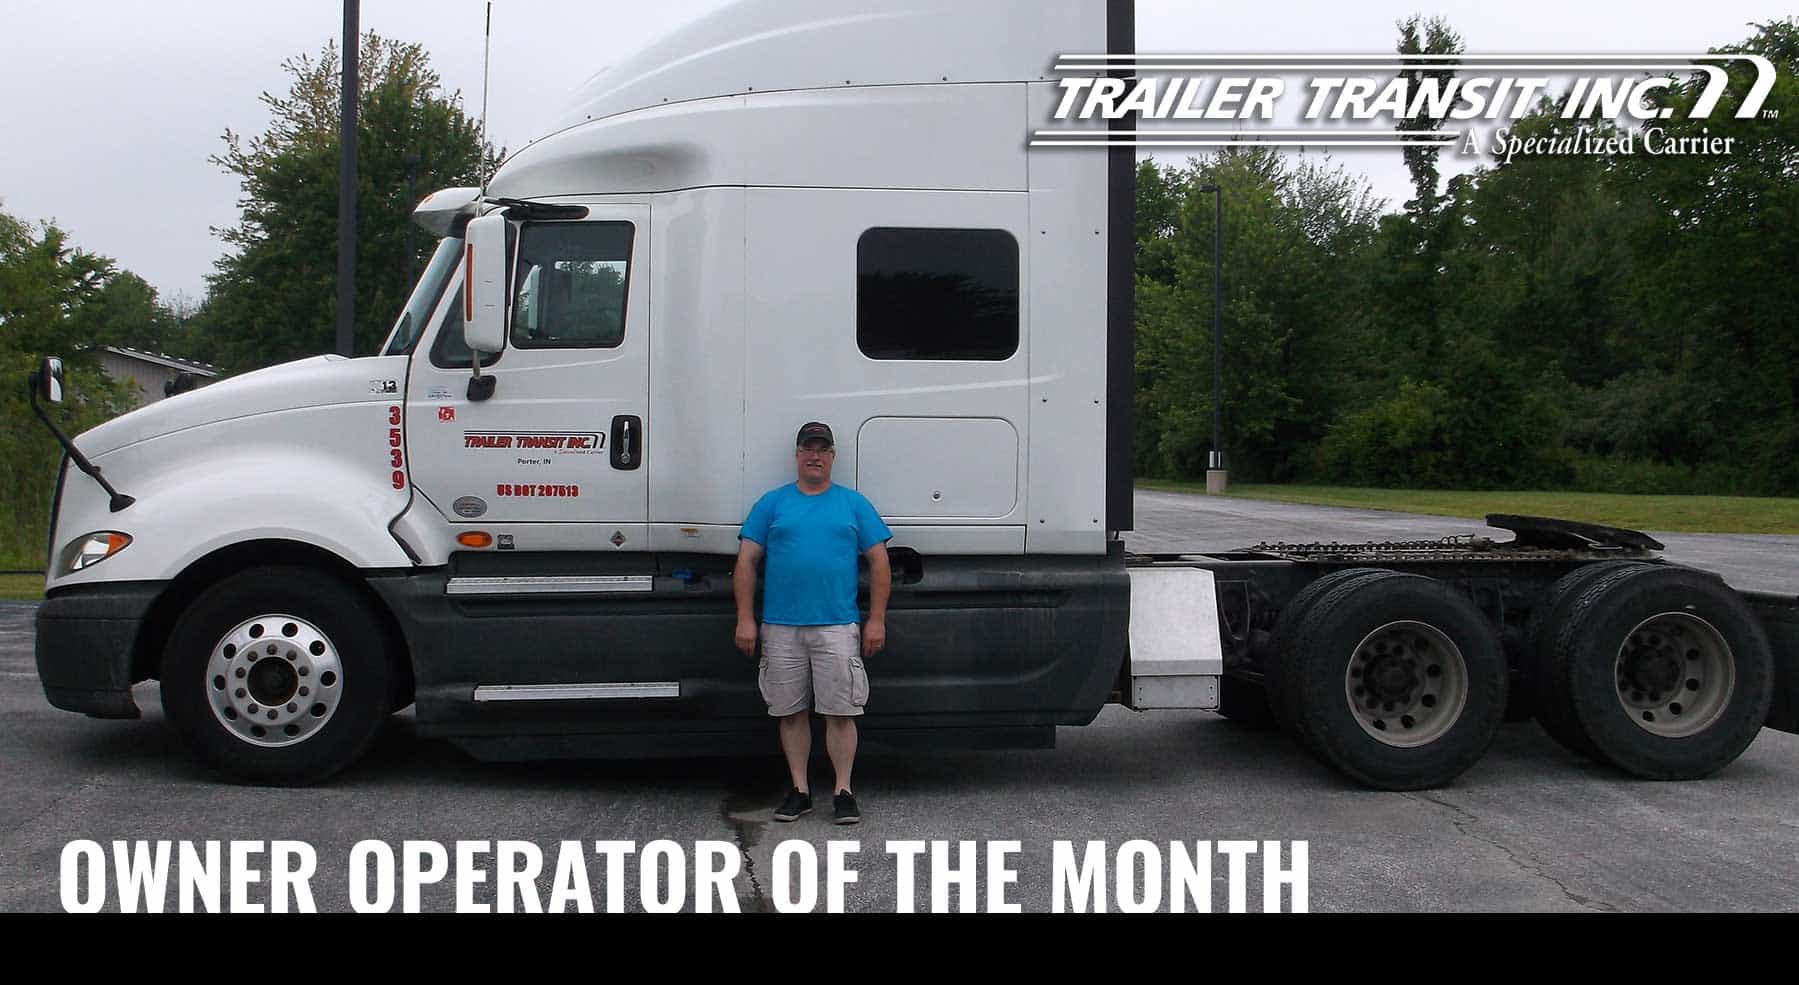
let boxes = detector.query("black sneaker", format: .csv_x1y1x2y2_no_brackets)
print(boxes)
833,790,861,825
773,788,812,822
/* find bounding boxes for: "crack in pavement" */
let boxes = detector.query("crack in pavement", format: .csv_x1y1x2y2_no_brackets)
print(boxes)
718,790,775,912
1406,791,1620,913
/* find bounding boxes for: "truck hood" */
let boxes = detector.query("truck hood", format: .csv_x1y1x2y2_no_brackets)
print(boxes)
76,354,411,458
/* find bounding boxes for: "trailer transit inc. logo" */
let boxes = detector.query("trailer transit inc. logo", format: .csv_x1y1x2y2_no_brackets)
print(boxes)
1034,53,1777,161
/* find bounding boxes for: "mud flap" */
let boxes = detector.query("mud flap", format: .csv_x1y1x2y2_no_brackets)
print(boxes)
1745,591,1799,733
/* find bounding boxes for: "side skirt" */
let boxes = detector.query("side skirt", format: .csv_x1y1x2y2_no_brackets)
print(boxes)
367,547,1129,745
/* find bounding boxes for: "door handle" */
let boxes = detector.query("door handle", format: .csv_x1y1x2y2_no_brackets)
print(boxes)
611,415,642,470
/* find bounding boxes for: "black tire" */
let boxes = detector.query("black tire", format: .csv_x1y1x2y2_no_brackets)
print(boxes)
1266,567,1392,734
1286,573,1508,790
1525,560,1651,755
160,565,394,785
1546,565,1772,779
1216,674,1277,728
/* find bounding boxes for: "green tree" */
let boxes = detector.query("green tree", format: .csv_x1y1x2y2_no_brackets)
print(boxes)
204,32,498,372
1448,103,1640,387
1359,17,1467,381
1134,151,1384,481
1135,157,1185,286
1394,15,1464,218
1608,19,1799,492
0,203,135,566
65,270,182,354
1319,332,1573,489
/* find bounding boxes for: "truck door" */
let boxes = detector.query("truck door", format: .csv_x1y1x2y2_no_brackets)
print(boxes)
405,206,650,541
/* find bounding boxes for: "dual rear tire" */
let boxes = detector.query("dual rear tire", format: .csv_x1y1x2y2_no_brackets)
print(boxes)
1267,563,1773,789
1271,570,1508,790
1219,568,1398,730
1531,564,1772,779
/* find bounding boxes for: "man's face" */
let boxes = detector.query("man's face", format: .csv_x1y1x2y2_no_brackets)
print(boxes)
795,440,834,483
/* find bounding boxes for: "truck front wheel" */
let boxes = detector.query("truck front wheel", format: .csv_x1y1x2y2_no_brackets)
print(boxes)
1286,573,1508,790
160,566,393,785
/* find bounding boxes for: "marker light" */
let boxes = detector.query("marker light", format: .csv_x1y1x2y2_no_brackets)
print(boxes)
62,531,132,573
457,531,494,548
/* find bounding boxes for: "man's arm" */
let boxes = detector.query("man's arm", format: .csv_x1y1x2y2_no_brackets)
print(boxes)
733,539,764,656
862,542,890,658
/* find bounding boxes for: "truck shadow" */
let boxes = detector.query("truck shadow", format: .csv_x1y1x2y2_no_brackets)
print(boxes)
68,693,1782,795
343,708,1681,796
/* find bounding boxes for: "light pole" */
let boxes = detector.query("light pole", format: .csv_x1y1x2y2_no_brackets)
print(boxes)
336,0,359,357
1197,183,1226,493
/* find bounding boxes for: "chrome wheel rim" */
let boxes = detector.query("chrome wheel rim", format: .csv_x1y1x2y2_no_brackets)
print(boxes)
1345,620,1468,748
205,613,343,747
1614,612,1733,738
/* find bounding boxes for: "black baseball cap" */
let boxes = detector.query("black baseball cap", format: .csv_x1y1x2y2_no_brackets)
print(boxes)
796,422,834,448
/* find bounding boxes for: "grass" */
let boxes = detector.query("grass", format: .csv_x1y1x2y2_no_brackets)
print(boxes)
1136,480,1799,534
0,572,45,602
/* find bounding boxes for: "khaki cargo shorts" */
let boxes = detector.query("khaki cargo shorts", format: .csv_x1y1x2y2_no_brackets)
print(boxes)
758,623,868,717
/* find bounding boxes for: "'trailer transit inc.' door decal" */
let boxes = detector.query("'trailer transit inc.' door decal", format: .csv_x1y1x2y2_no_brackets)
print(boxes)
462,430,604,453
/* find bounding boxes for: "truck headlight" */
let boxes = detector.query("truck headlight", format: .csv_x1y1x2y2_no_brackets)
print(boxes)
60,532,132,574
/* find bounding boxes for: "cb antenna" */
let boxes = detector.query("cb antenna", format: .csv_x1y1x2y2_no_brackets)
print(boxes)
479,1,492,195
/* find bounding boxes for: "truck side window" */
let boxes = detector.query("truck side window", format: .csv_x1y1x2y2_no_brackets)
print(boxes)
857,227,1019,361
510,222,635,349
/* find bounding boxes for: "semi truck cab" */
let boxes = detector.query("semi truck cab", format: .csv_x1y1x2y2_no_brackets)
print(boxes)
36,0,1159,784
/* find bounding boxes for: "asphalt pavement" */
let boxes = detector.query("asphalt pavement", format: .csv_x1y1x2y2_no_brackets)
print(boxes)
3,490,1795,913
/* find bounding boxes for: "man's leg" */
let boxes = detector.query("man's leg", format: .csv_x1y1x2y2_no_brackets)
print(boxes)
824,715,857,794
779,711,812,793
761,624,813,805
811,624,866,802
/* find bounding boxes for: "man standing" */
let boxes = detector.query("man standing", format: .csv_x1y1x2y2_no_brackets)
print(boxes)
734,422,891,825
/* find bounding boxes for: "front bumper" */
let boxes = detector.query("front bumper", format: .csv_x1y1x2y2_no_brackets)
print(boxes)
36,581,165,718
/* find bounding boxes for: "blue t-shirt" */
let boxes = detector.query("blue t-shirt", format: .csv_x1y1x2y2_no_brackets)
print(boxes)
739,483,893,626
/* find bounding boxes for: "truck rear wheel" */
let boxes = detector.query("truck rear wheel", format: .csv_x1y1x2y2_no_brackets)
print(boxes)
160,566,393,785
1525,560,1651,757
1266,567,1391,734
1544,565,1772,779
1285,573,1507,790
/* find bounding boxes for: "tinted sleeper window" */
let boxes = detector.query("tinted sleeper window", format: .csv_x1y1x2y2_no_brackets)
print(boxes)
857,227,1019,360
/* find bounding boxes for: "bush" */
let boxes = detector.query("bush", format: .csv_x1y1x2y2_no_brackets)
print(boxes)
1318,334,1574,489
1564,370,1724,464
1319,379,1453,486
1564,373,1797,496
1567,455,1754,496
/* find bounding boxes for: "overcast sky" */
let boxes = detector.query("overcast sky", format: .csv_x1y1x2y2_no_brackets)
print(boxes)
0,1,1782,311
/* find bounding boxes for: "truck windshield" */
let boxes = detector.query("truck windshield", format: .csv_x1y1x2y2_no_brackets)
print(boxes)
380,237,464,356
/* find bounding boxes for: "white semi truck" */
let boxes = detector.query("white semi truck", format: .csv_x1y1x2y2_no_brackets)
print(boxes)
30,0,1799,790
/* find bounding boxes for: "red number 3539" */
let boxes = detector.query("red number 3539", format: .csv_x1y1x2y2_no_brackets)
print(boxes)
386,405,406,489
